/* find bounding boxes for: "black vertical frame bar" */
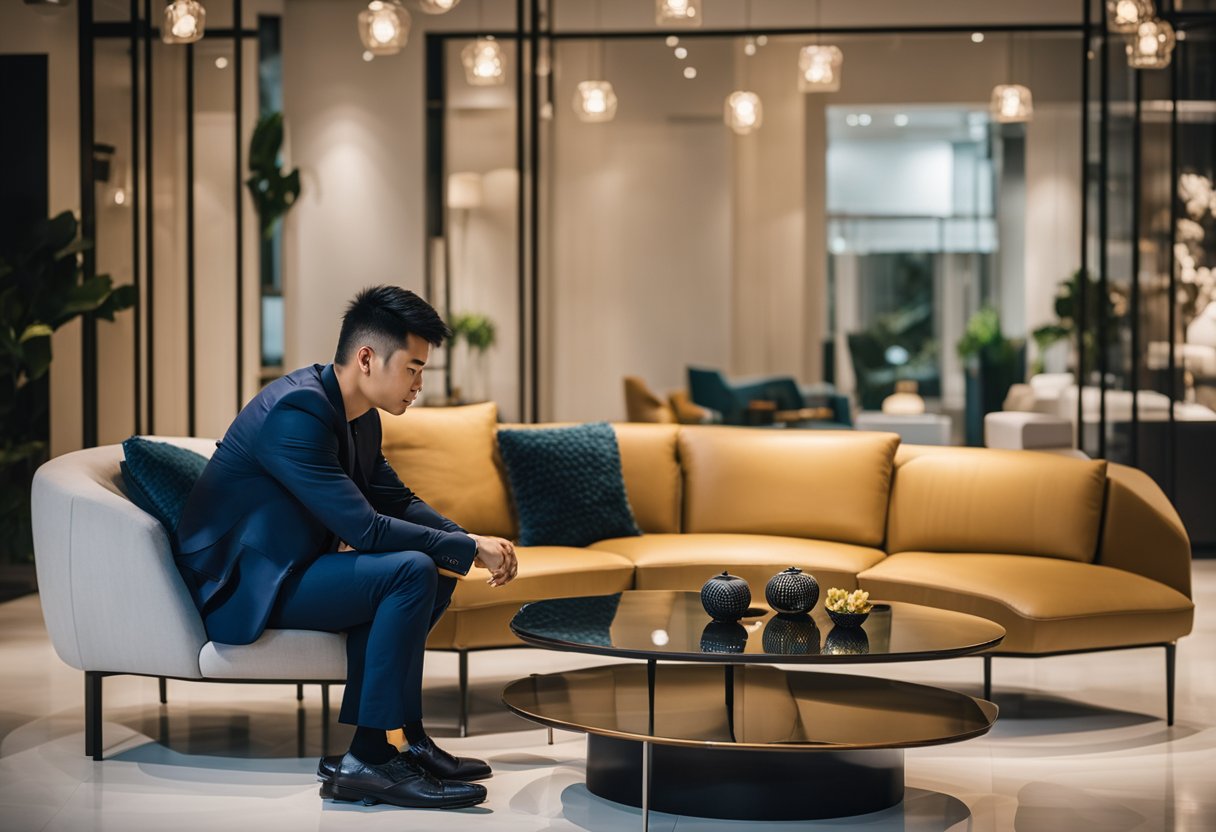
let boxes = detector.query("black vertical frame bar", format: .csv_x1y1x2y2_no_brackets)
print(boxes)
515,0,528,421
143,0,154,433
130,0,142,435
234,0,245,412
1077,0,1090,452
186,42,197,436
1166,32,1179,500
1097,3,1109,459
529,0,541,423
79,0,98,448
423,35,447,398
1130,67,1141,467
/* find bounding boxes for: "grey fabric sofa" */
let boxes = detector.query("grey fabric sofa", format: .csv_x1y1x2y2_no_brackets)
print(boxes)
31,438,347,760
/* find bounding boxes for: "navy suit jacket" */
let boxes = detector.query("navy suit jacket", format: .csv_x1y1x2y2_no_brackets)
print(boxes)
175,363,478,645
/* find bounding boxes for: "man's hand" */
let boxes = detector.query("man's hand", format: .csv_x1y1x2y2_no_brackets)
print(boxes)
469,533,518,587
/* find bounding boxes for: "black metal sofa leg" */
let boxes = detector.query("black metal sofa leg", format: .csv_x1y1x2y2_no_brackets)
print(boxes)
85,671,103,761
983,655,992,702
458,650,469,738
1166,643,1176,726
159,676,167,704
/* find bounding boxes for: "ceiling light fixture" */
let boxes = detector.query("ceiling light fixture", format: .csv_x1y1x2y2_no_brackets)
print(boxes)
358,1,409,56
656,0,700,27
162,0,205,44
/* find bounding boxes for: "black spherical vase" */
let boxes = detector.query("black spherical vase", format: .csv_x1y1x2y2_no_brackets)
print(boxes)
761,613,821,655
700,621,749,654
700,571,752,622
764,567,820,616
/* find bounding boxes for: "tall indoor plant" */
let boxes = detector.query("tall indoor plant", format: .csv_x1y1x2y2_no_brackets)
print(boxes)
958,306,1025,446
449,313,496,403
0,211,136,562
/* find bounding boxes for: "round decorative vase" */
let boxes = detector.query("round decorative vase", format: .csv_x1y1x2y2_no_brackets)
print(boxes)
761,614,820,655
700,571,752,622
764,567,820,616
700,621,749,654
826,608,870,628
824,626,870,656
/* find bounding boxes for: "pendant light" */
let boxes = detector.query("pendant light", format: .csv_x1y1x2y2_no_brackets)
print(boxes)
656,0,700,27
990,33,1033,123
1106,0,1154,33
725,0,761,134
799,1,843,93
418,0,461,13
162,0,205,44
574,1,617,122
462,38,506,85
358,1,410,56
1127,18,1176,69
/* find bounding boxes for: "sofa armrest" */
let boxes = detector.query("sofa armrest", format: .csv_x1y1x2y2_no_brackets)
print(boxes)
32,447,208,678
1099,463,1192,598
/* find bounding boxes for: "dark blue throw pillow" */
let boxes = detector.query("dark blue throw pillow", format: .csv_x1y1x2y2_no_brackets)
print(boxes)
120,436,208,535
496,422,642,547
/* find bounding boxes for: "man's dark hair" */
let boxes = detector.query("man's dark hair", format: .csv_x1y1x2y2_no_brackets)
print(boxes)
334,285,452,365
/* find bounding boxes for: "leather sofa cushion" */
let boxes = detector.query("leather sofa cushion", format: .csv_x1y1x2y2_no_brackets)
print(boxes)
448,546,635,611
678,427,900,547
613,423,682,534
380,402,514,539
888,447,1107,563
858,552,1194,653
1100,463,1192,597
590,533,886,595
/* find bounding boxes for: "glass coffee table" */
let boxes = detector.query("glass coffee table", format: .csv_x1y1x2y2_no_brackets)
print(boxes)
503,590,1004,824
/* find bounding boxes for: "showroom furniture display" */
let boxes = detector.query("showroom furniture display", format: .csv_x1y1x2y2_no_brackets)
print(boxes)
686,366,850,428
504,591,1004,822
855,411,953,445
623,376,679,424
846,331,941,412
983,411,1075,451
32,402,1193,759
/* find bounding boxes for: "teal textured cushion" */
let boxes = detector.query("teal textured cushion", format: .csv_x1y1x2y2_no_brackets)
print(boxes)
120,437,208,535
496,422,642,547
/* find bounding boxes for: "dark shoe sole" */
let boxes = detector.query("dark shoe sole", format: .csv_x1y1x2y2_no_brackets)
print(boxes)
328,782,486,809
318,770,490,799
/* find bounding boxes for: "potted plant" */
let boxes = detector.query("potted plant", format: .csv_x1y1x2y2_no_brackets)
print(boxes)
1031,269,1126,377
1,211,136,565
958,306,1025,446
449,313,496,403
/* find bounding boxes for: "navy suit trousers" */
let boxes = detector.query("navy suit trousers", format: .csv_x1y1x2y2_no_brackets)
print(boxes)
267,550,457,729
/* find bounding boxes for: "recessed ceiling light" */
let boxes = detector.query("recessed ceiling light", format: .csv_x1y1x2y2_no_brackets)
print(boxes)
894,113,909,126
675,46,688,59
362,50,374,62
858,113,872,126
666,36,679,47
756,35,768,46
971,32,984,43
683,66,697,79
214,56,228,69
846,113,859,126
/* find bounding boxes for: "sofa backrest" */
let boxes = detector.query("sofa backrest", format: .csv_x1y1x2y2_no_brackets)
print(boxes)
31,438,214,677
678,426,900,548
888,445,1108,563
380,406,682,537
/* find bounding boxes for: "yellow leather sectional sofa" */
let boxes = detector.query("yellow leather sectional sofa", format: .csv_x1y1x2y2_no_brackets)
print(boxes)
383,402,1194,733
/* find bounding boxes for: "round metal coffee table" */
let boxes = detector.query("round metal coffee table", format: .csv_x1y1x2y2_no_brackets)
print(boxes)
503,590,1004,824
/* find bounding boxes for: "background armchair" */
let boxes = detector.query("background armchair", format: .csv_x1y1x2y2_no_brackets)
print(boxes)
687,367,851,429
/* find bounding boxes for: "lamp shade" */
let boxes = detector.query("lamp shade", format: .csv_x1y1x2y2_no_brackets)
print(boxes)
573,81,618,123
358,1,410,56
1127,18,1176,69
724,90,763,135
656,0,700,27
417,0,460,13
798,44,843,93
990,84,1033,123
1106,0,1154,33
162,0,205,44
447,172,483,210
462,38,506,86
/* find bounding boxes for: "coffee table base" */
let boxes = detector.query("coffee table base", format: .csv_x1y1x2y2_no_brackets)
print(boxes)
586,735,904,821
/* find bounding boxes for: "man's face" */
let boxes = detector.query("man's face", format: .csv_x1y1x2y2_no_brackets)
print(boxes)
364,333,430,416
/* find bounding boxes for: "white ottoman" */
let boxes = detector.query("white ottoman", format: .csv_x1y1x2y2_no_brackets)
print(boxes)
855,412,952,445
985,411,1073,450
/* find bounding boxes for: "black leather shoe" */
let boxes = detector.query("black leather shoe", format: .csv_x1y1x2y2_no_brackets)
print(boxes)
408,737,493,781
316,755,343,799
328,751,487,809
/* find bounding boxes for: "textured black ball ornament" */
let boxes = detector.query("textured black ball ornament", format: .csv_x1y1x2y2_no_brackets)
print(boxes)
764,567,820,616
700,571,752,622
700,621,749,653
761,614,821,655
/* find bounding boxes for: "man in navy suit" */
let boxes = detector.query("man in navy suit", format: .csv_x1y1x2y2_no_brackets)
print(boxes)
176,285,517,810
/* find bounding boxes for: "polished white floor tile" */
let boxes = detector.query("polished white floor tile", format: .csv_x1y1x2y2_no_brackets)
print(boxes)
1,563,1214,831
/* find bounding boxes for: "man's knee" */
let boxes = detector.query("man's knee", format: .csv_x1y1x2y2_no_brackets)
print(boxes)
385,550,439,594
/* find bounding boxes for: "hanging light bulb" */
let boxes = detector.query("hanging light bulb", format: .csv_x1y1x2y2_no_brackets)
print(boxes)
418,0,461,13
798,44,843,92
724,90,763,135
656,0,700,27
162,0,205,44
1127,18,1176,69
1106,0,1154,33
358,1,410,56
573,80,618,123
990,84,1034,123
462,37,506,85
